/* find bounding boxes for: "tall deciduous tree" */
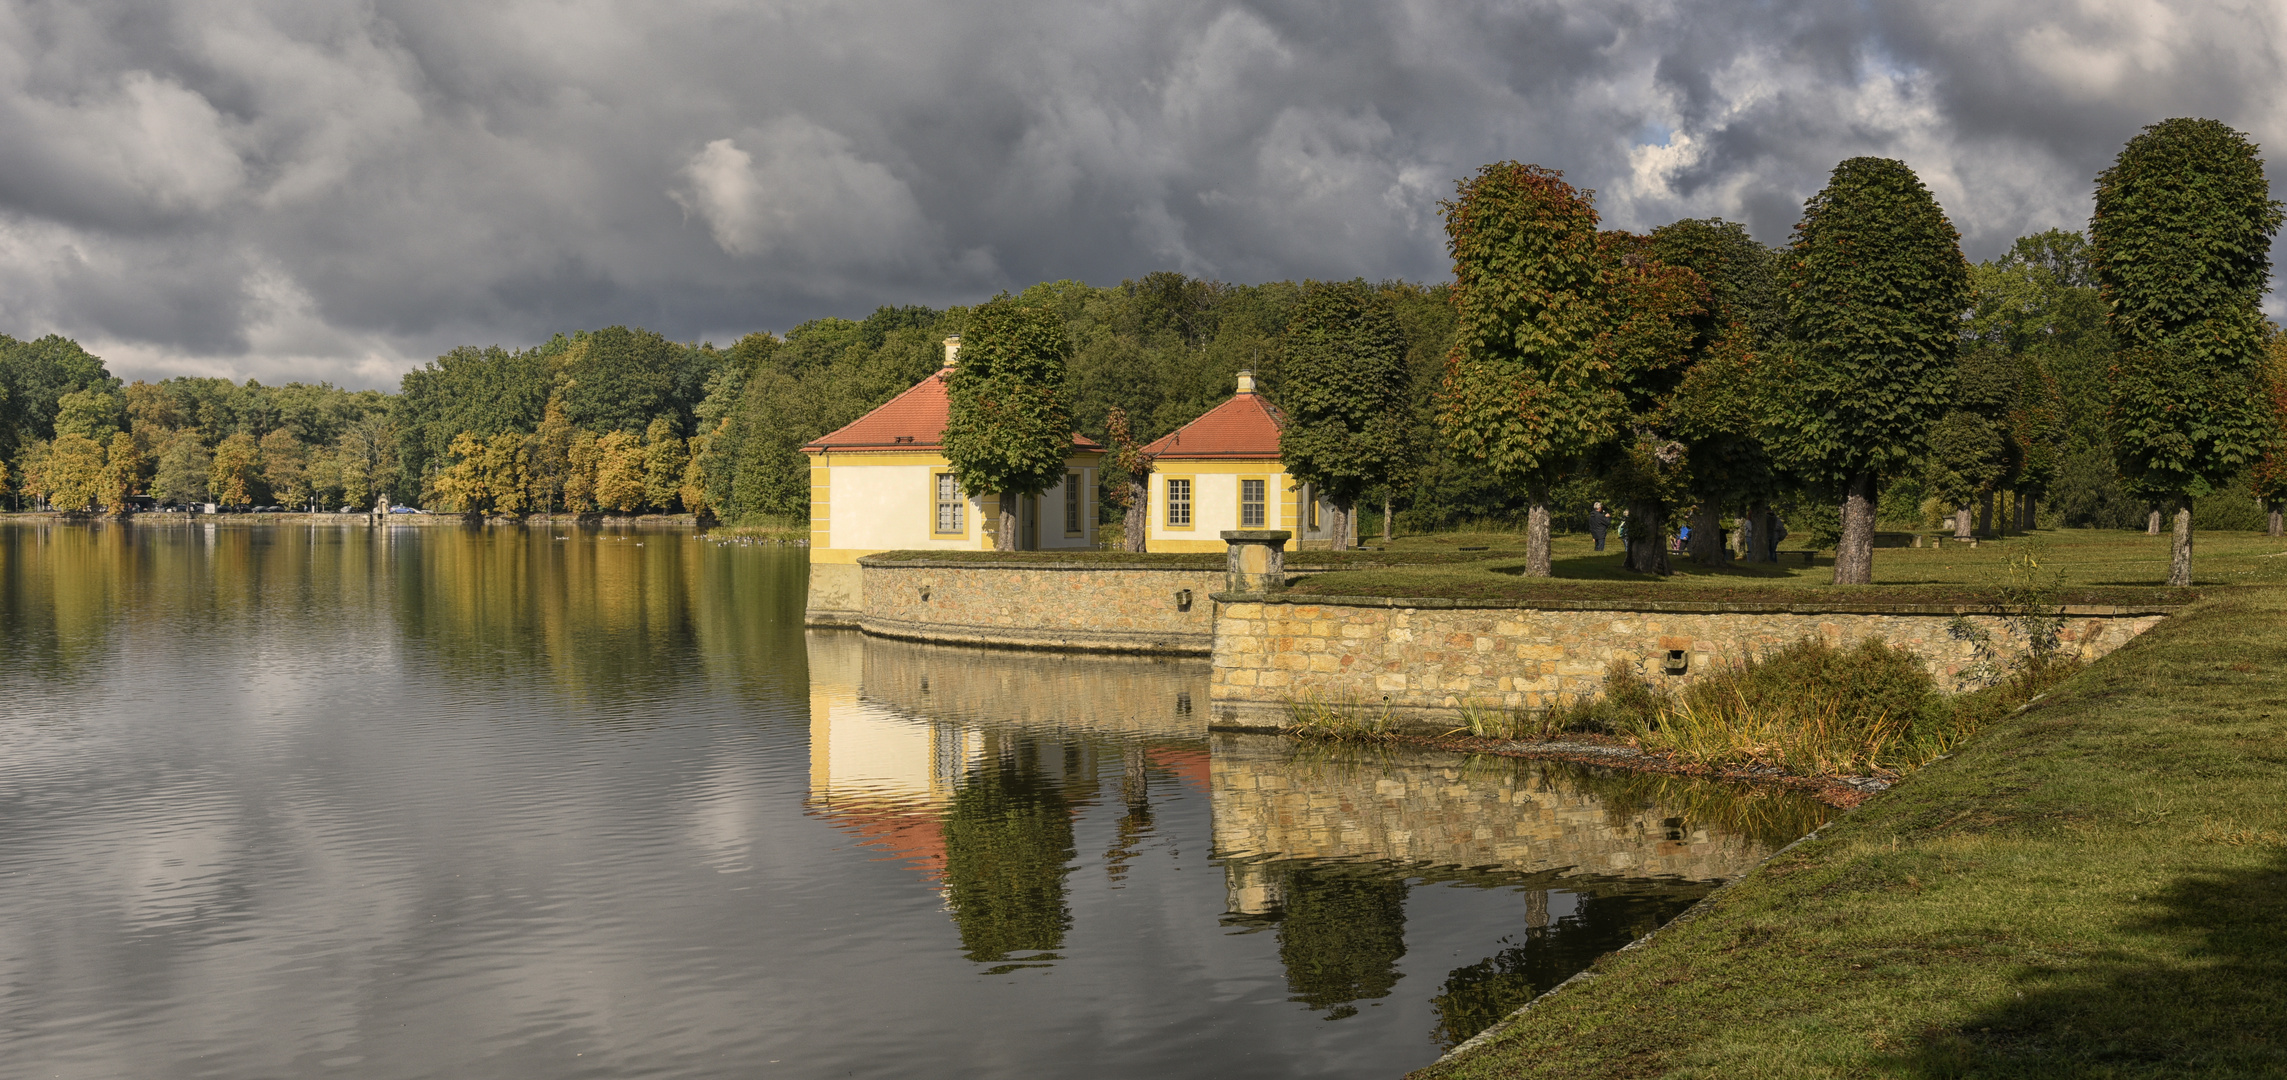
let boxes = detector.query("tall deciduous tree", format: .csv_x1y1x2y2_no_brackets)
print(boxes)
1277,281,1411,551
209,432,261,507
1103,407,1153,553
2252,332,2287,538
1438,163,1618,576
1594,231,1710,576
642,417,686,512
102,431,141,513
2093,118,2284,585
592,429,646,512
1648,219,1782,565
942,295,1076,551
1769,157,1971,584
1922,346,2016,539
260,430,311,510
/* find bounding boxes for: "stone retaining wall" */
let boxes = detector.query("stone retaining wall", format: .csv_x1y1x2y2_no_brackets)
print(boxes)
1209,734,1775,885
1208,594,2168,724
857,557,1226,654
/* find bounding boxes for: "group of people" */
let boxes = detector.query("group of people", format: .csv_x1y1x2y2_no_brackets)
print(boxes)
1585,502,1786,561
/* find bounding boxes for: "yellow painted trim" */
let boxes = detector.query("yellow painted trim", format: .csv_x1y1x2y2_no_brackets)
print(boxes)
1148,459,1282,475
1162,474,1197,530
810,461,830,547
810,548,883,564
1146,538,1228,553
807,451,954,467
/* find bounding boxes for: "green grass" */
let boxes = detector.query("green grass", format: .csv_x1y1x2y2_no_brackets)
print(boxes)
1290,529,2287,606
1413,584,2287,1079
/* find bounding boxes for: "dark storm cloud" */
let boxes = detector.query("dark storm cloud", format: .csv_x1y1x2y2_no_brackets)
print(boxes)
0,0,2276,386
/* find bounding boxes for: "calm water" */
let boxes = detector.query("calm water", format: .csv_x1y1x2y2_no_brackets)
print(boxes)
0,522,1833,1079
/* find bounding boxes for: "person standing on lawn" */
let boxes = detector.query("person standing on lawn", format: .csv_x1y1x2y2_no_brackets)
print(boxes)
1588,502,1610,551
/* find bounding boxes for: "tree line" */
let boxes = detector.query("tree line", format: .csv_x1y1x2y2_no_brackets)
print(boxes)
1,118,2280,587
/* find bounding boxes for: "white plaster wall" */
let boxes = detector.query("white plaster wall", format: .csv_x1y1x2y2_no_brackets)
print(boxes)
828,463,980,551
830,461,1094,551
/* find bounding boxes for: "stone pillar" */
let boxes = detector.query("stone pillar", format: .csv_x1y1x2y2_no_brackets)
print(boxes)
1222,530,1290,594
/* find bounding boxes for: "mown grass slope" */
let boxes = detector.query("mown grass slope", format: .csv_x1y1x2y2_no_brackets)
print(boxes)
1413,584,2287,1079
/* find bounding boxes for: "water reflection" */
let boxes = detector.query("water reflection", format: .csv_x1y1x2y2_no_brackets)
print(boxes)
0,522,1832,1078
814,634,1833,1049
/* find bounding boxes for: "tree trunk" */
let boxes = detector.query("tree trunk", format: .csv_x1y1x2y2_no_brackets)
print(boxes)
1978,491,1994,537
997,497,1018,552
1523,500,1551,577
1623,502,1670,576
2270,501,2283,539
2168,495,2193,588
1329,501,1350,552
1123,481,1148,553
1834,473,1877,585
2022,494,2037,532
1748,500,1772,562
2147,506,2162,534
1953,501,1974,541
1688,502,1721,563
1382,495,1393,546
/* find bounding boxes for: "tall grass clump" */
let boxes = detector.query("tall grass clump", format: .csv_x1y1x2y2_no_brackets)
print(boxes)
1587,632,2083,776
1281,694,1400,741
1635,638,1942,774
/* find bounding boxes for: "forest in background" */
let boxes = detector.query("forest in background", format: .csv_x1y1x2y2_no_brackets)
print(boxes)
0,237,2273,534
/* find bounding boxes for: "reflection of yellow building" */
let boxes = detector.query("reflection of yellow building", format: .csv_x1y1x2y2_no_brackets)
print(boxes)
1139,372,1352,552
802,337,1105,626
805,630,981,878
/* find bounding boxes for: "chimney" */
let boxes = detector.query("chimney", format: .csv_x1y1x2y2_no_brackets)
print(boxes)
942,336,961,370
1235,369,1256,395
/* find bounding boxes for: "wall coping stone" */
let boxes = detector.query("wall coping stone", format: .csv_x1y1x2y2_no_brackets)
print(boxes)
1208,590,2185,618
861,555,1221,571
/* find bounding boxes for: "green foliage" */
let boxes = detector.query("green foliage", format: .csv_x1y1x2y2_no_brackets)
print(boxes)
1438,163,1619,493
1275,865,1409,1014
1768,157,1972,488
2254,334,2287,510
1276,280,1412,513
1921,346,2018,511
942,294,1075,505
53,388,124,442
940,747,1075,964
2094,118,2283,500
0,335,115,459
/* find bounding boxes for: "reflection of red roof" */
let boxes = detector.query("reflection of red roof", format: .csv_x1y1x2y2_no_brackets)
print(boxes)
809,800,948,884
1149,747,1212,796
1138,392,1284,460
802,370,1103,454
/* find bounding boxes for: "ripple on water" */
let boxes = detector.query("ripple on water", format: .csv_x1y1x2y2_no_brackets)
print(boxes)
0,523,1829,1079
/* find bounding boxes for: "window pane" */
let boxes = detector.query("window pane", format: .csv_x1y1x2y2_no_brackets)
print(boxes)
1241,479,1264,528
1065,474,1081,533
936,474,962,533
1168,479,1191,526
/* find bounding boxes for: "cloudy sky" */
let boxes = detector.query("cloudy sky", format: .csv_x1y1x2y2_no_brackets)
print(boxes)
0,0,2280,389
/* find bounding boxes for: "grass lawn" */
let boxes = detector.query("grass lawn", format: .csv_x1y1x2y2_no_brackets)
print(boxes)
1294,529,2287,607
1412,583,2287,1079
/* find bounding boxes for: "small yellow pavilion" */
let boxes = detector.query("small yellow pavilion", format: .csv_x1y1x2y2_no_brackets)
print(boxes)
1138,371,1352,552
802,338,1104,625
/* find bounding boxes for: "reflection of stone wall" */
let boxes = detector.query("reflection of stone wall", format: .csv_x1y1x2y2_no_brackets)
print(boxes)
859,559,1225,653
1210,598,2166,722
1210,735,1774,885
860,635,1210,740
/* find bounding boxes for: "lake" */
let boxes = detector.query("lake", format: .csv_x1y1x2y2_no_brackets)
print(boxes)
0,521,1831,1078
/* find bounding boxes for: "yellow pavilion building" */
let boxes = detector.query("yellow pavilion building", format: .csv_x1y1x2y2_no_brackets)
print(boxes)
1138,371,1353,552
802,338,1104,625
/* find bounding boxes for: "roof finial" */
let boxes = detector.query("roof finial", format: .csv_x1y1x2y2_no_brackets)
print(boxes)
1235,369,1256,395
942,335,961,369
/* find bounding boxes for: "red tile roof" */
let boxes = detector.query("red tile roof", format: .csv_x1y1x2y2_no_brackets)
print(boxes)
802,370,1102,453
1138,391,1284,460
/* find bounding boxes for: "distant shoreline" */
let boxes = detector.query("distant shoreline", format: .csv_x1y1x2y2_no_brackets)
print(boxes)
0,511,704,528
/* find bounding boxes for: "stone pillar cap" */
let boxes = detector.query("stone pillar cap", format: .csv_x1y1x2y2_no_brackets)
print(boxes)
1221,530,1291,542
